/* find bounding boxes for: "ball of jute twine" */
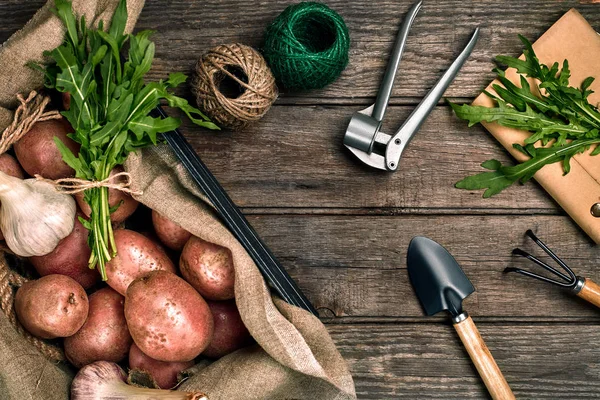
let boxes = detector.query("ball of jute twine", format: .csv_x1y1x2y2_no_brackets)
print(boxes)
0,91,65,361
192,43,278,130
262,2,350,91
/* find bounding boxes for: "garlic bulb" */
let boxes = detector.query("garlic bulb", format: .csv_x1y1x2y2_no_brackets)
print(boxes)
0,171,75,257
71,361,208,400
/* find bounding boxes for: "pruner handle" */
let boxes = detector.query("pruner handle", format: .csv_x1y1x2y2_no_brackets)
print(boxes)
371,0,422,122
453,314,515,400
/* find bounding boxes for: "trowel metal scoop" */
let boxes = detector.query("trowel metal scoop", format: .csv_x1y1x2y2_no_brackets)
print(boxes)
407,237,515,400
343,1,479,171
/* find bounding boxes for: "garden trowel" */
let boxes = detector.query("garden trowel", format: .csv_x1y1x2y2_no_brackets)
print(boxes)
407,236,515,400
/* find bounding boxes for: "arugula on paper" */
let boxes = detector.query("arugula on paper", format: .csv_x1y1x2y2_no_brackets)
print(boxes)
449,35,600,198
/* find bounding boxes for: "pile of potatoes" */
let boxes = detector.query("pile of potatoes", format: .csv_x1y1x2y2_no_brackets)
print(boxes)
6,111,252,389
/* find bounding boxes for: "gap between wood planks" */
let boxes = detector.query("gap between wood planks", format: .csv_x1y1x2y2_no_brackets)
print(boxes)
318,315,600,325
240,207,564,216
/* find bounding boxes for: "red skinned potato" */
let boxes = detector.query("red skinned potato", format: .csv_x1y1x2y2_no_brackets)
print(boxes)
129,343,194,389
14,118,79,179
30,211,99,289
151,210,192,251
75,167,139,224
64,287,132,368
203,300,252,359
180,237,235,301
125,270,214,362
62,92,71,110
105,229,175,295
0,153,24,179
15,275,88,339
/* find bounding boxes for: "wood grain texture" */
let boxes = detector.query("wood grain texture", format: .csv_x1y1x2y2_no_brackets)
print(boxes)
577,278,600,309
453,317,515,400
329,323,600,399
133,0,600,102
0,1,599,399
1,1,597,103
176,105,558,210
247,214,600,319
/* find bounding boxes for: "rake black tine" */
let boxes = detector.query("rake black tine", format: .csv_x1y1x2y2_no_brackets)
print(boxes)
525,229,577,282
512,248,572,282
504,266,575,288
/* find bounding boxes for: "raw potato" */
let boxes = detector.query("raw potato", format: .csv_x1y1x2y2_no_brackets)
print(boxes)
75,167,139,224
15,275,88,339
14,118,80,179
180,237,235,300
64,287,132,368
151,210,192,251
30,211,99,289
128,342,194,389
203,300,252,359
105,229,176,295
62,92,71,110
125,270,214,362
0,153,24,179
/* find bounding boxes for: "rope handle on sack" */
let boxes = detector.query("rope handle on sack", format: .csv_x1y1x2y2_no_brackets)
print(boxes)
0,91,65,362
0,253,65,361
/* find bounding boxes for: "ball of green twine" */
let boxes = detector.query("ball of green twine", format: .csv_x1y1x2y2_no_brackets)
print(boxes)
263,2,350,91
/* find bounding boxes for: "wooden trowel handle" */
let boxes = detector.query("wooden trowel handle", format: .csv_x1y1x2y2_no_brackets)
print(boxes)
576,278,600,308
454,315,515,400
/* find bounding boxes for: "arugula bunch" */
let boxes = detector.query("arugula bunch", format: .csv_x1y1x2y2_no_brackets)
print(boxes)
450,35,600,197
35,0,219,279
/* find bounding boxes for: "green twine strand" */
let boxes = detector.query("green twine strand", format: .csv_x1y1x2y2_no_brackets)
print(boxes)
263,2,350,91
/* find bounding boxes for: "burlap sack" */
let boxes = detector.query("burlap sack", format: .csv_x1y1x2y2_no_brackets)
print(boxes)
0,1,356,399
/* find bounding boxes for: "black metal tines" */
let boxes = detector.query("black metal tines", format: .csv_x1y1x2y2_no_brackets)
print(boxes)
504,229,578,289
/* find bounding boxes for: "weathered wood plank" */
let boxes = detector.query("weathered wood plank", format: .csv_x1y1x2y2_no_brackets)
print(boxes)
135,0,600,101
329,323,600,399
247,214,600,319
1,1,597,103
179,104,557,210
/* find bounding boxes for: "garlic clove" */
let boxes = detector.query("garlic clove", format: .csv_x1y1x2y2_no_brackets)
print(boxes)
0,171,76,257
71,361,208,400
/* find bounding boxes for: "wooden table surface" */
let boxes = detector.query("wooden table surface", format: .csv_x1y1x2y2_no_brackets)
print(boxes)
3,0,600,398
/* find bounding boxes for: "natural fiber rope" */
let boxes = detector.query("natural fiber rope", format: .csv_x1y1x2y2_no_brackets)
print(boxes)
262,2,350,91
0,254,65,362
35,171,143,195
192,43,278,129
0,91,61,155
0,91,65,362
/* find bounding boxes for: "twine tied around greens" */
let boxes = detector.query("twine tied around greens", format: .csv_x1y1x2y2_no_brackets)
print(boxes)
35,171,142,196
0,91,62,155
0,252,65,361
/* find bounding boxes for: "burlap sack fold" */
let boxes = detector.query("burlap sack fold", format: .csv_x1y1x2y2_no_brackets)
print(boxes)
125,146,355,400
0,1,356,399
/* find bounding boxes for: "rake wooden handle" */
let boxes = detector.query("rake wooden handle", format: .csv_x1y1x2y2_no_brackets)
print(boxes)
576,278,600,308
454,316,515,400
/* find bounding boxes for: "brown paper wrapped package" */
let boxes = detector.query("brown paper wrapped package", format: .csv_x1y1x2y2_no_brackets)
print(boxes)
473,9,600,243
0,1,356,399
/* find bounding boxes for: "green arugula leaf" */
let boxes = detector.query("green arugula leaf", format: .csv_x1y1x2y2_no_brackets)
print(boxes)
166,72,188,88
164,93,220,130
39,0,220,280
450,35,600,197
128,115,181,144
